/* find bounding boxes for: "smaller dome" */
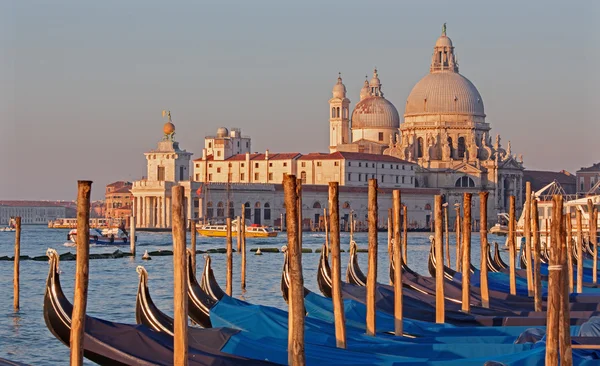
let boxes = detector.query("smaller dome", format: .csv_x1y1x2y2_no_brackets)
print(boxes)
359,78,370,101
332,73,346,99
369,68,381,88
435,35,453,48
216,127,229,138
163,122,175,135
351,96,400,129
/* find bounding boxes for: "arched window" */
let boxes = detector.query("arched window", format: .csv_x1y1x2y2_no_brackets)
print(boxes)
227,201,234,218
331,107,335,118
206,202,214,218
417,137,424,158
336,107,340,118
255,202,261,208
455,176,475,188
342,202,351,209
264,203,271,220
300,171,307,184
244,202,251,220
457,137,466,158
447,137,454,158
217,202,225,217
313,201,321,209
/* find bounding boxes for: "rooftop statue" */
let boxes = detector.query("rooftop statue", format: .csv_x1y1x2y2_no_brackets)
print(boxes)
442,23,447,36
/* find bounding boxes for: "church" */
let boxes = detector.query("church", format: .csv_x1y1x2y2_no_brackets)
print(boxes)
329,25,525,218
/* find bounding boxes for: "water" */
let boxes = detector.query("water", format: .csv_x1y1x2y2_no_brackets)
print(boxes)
0,226,505,365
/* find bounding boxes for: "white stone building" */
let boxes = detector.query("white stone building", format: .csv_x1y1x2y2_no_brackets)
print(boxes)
0,201,67,225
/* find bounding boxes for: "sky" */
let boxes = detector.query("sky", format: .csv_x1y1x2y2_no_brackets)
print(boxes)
1,0,599,201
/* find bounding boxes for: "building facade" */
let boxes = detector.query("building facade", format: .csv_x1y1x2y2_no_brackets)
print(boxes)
105,181,133,220
0,201,67,225
577,163,600,196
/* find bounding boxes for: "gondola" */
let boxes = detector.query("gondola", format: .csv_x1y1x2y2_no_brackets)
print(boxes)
346,241,367,286
280,246,312,303
493,242,508,269
200,254,226,301
135,266,176,334
44,249,272,365
486,243,504,272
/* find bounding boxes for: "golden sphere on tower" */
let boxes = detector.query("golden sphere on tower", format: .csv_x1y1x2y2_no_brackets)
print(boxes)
163,122,175,135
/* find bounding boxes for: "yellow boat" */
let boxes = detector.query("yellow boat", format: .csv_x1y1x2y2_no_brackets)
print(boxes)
197,222,278,238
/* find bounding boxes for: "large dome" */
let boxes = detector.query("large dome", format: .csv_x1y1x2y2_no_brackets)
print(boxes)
404,72,485,117
351,96,400,129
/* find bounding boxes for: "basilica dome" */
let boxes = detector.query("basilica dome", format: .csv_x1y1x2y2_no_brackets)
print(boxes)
351,96,400,129
404,72,485,117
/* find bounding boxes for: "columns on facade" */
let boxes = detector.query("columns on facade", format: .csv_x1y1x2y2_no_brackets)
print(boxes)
166,196,171,228
161,196,167,228
144,196,150,228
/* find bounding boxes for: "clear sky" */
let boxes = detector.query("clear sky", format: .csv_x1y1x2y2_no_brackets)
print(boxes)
1,0,599,200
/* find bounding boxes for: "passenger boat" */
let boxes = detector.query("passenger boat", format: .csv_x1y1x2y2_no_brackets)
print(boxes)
0,217,17,232
196,219,278,238
67,227,133,245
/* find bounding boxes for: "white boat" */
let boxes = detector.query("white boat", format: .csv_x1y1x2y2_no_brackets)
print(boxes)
0,217,17,232
68,228,132,245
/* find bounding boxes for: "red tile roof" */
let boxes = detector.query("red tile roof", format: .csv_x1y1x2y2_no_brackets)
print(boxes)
111,186,133,194
106,181,131,188
195,153,301,162
298,151,415,164
0,200,69,207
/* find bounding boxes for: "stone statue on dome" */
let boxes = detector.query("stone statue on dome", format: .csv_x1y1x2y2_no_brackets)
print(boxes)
442,23,447,36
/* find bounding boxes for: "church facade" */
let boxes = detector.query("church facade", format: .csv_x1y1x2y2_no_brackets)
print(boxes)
330,26,524,220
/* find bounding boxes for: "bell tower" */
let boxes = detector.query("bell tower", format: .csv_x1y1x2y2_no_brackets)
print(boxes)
329,73,350,152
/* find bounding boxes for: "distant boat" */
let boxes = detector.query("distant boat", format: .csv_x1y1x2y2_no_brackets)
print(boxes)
0,217,17,232
197,219,278,238
67,228,133,245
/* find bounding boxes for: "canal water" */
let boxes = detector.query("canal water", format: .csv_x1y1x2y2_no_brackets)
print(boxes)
0,226,506,365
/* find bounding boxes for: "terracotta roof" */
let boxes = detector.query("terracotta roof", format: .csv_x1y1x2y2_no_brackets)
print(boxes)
110,186,133,194
274,184,439,195
299,151,415,164
0,200,69,208
106,181,131,188
195,153,301,162
577,163,600,173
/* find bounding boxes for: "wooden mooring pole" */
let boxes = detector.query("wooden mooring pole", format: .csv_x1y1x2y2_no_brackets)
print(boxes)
283,175,305,365
393,190,403,335
130,215,136,256
532,197,542,311
190,219,196,276
559,210,573,365
366,179,378,336
545,195,562,366
524,182,533,296
479,192,490,308
297,179,303,249
70,181,92,366
240,207,245,253
329,182,346,348
461,193,472,313
434,195,445,324
171,185,188,366
323,208,329,257
387,208,393,278
508,196,517,296
455,206,461,271
241,217,247,291
226,218,232,296
589,199,598,284
403,205,408,264
565,210,573,293
236,215,241,253
13,216,21,311
444,204,450,267
576,209,583,293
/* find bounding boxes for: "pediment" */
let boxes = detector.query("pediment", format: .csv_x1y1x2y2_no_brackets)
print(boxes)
448,162,483,174
499,158,523,170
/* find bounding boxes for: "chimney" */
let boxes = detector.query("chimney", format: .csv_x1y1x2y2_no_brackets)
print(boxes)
202,148,207,160
265,149,269,160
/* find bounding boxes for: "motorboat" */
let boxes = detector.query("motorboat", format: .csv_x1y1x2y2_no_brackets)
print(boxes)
197,219,277,238
67,227,133,245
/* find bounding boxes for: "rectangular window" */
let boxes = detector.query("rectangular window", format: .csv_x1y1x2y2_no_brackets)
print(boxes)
269,163,273,167
283,162,287,167
378,132,384,141
209,163,213,168
217,151,221,157
348,173,351,181
195,173,200,181
241,163,245,167
395,176,399,184
208,142,212,148
358,174,362,181
240,173,245,180
402,165,405,170
217,167,221,173
237,141,240,147
372,163,375,168
382,164,384,168
317,162,322,167
157,166,165,181
411,166,413,171
195,163,200,168
358,162,362,167
381,175,385,183
410,176,414,184
246,142,249,148
402,176,405,184
208,173,213,181
334,161,339,166
396,165,399,169
228,163,232,167
254,172,259,180
372,174,375,179
301,162,306,167
268,173,273,180
348,161,351,166
255,162,259,168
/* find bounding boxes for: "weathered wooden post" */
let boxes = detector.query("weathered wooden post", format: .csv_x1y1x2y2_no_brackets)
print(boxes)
532,197,542,311
589,199,598,284
524,182,533,296
387,208,393,276
402,205,408,264
479,192,490,308
70,181,92,366
189,219,196,276
226,217,232,296
329,182,346,348
349,210,354,243
461,193,472,313
434,195,445,324
366,179,378,336
236,215,241,252
508,196,517,296
576,209,583,293
455,206,461,271
171,185,188,365
283,175,305,365
240,206,245,253
130,215,136,256
297,179,303,249
13,216,21,311
545,195,562,366
559,211,573,365
393,190,403,335
241,217,247,291
565,211,573,293
444,204,450,267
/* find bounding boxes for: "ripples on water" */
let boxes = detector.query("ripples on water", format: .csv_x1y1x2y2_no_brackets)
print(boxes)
0,226,505,365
